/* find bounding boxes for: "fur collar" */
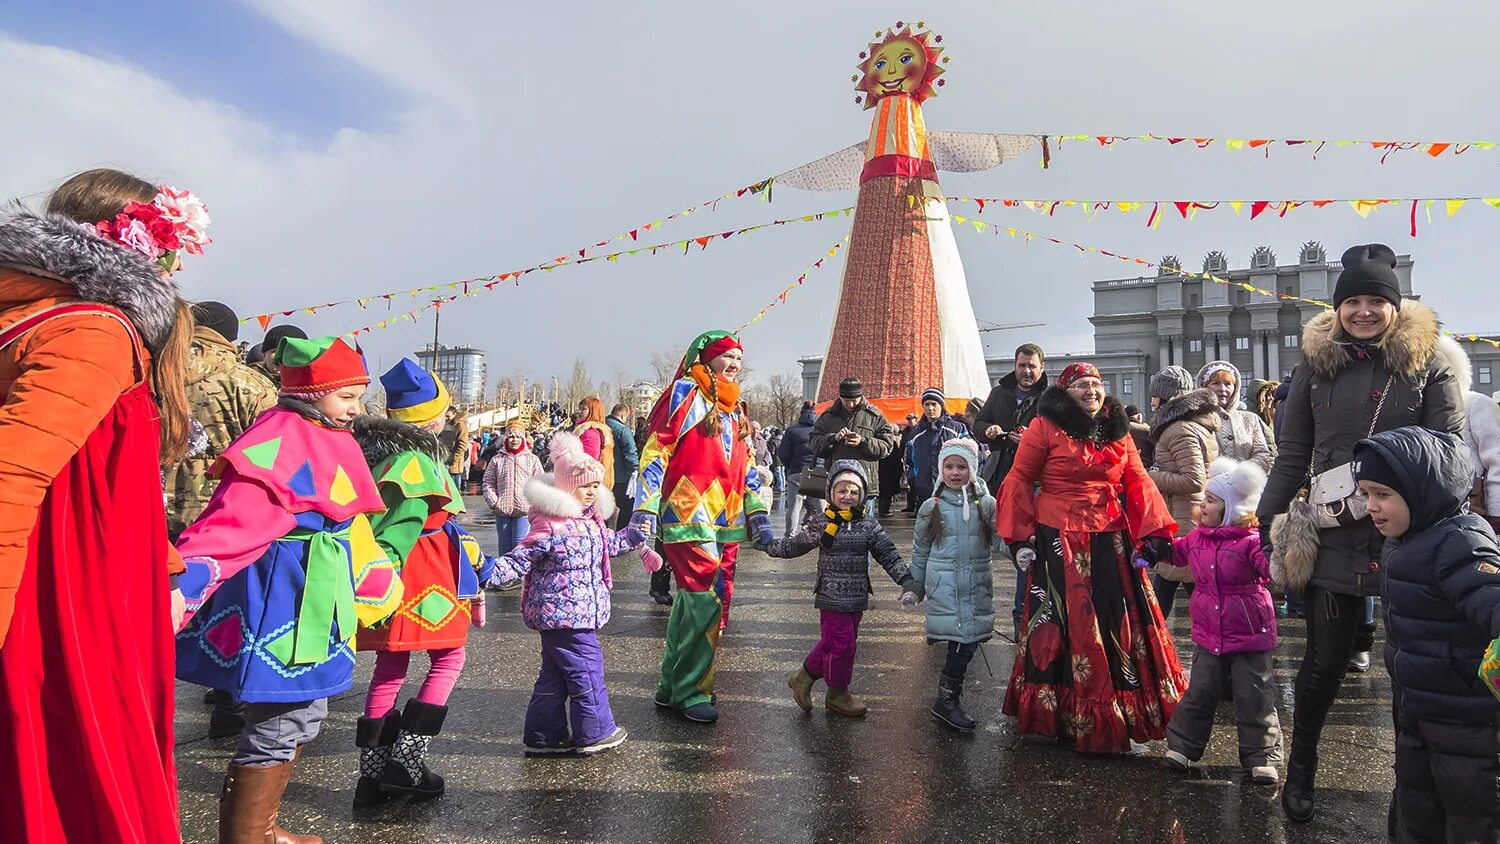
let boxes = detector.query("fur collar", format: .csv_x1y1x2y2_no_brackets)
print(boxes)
1301,299,1441,379
1435,334,1473,392
1037,387,1130,443
1149,388,1223,443
523,473,616,522
0,210,177,350
352,415,443,466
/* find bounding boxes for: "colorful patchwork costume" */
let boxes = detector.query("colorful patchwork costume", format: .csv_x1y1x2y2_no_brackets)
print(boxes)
352,359,490,806
631,330,772,722
174,336,401,843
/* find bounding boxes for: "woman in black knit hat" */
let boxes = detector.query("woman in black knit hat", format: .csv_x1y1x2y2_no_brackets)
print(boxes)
1257,243,1466,823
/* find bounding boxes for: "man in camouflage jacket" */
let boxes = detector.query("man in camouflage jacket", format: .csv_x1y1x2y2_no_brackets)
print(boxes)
164,304,277,538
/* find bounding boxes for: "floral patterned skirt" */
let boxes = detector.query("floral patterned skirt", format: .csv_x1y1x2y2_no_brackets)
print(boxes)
1003,525,1187,753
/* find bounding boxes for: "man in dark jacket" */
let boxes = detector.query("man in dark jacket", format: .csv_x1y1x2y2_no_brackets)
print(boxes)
974,344,1047,635
1353,426,1500,843
975,344,1047,491
607,403,640,528
810,378,899,505
778,402,818,534
904,387,971,503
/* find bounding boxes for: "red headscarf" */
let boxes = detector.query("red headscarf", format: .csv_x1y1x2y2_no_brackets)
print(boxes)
1056,362,1102,390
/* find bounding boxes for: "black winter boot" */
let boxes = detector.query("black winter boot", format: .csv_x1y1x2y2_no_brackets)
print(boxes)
1281,736,1318,823
380,699,448,800
208,692,246,739
931,673,976,732
353,712,400,808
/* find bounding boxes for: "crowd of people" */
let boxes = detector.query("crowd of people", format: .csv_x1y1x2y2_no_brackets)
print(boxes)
4,168,1500,843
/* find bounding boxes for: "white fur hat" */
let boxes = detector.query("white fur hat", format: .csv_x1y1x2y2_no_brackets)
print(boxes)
1205,457,1267,525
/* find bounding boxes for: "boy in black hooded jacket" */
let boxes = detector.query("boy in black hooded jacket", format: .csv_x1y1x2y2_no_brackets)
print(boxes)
1353,426,1500,843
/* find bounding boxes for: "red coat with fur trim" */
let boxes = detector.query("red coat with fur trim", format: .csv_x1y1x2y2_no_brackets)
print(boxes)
997,390,1176,544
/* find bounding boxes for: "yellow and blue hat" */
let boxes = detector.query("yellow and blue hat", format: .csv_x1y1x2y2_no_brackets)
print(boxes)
380,358,451,427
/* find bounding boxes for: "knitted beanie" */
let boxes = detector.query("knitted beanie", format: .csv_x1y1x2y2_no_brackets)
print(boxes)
1205,458,1267,525
921,387,946,406
548,431,606,493
1197,360,1241,389
1150,366,1195,402
1333,243,1402,310
839,378,863,399
936,438,982,520
190,301,238,343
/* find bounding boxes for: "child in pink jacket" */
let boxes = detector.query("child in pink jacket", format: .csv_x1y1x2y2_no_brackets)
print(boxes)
1164,458,1283,785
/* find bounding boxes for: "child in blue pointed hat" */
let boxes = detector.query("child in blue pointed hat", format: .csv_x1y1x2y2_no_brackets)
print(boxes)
348,358,491,806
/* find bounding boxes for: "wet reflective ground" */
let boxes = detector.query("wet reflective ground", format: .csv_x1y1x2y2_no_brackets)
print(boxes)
175,500,1394,843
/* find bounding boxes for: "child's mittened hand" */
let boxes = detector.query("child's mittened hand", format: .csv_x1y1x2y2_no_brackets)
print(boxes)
470,598,487,628
640,545,664,573
747,512,774,546
628,511,658,540
899,591,919,611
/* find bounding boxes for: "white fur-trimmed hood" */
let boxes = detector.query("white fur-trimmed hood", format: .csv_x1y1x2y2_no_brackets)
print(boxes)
0,209,177,350
523,473,616,521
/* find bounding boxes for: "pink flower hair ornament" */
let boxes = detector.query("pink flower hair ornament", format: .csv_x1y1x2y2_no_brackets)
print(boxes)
95,185,212,269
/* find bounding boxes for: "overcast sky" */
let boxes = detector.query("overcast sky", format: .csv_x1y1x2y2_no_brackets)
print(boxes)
5,1,1500,392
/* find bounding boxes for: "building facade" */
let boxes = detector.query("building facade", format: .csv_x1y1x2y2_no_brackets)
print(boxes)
800,242,1500,406
415,344,487,407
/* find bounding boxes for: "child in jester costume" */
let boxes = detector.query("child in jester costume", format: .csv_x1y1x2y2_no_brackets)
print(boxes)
350,359,493,807
631,330,773,724
175,336,403,844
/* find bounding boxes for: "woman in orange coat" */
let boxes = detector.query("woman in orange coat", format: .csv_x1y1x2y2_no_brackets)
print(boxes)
997,362,1188,754
0,168,204,842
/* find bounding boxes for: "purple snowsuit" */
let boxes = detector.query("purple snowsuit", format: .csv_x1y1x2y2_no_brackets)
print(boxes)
490,478,643,750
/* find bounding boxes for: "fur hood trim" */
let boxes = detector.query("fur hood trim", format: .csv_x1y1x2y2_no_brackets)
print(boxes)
523,473,616,522
0,209,177,350
1435,333,1473,392
1037,387,1130,443
1149,388,1223,443
1301,299,1441,380
352,415,443,466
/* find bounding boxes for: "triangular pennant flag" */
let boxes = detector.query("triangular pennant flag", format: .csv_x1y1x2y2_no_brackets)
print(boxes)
1447,199,1466,217
256,314,272,330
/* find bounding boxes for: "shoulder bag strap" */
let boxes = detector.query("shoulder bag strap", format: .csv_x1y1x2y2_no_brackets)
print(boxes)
0,302,146,386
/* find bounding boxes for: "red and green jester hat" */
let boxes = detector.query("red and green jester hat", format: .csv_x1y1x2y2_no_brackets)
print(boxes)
629,330,772,547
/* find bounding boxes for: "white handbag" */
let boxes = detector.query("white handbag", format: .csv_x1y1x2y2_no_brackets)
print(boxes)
1305,373,1394,530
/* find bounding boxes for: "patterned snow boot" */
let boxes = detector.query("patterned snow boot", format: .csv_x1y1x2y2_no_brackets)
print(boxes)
380,699,447,800
353,712,400,808
930,673,977,732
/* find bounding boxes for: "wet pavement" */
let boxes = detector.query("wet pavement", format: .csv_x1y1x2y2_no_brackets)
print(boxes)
175,497,1395,843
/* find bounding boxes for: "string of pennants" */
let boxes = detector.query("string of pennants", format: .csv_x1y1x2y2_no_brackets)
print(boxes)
332,207,854,338
251,203,849,331
1048,134,1496,163
735,236,849,333
929,195,1500,237
937,204,1500,349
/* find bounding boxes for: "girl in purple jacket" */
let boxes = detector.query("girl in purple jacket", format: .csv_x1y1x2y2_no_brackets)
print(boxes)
484,432,657,756
1163,458,1283,784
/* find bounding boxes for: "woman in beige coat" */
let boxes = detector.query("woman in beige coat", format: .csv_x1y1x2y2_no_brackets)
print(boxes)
1146,387,1221,616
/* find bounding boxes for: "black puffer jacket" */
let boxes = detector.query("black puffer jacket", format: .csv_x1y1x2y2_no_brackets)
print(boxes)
762,460,915,612
1258,301,1465,597
1360,426,1500,723
776,406,818,474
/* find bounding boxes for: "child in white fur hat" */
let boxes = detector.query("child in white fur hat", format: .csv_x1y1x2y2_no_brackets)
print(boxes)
1163,457,1283,784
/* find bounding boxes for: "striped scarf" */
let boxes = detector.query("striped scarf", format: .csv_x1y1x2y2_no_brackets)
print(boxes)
821,504,862,548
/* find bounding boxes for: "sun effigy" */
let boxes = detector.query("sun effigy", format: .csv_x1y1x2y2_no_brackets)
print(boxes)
776,22,1042,416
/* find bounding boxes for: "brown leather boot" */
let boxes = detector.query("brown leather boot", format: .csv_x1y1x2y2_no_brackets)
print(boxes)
787,668,816,712
218,750,323,844
824,688,868,718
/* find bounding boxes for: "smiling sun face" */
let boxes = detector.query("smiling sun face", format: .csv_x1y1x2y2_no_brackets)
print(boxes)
854,25,945,109
869,40,926,94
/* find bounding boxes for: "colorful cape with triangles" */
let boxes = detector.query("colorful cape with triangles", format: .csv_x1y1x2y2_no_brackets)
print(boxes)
371,449,463,515
215,407,385,521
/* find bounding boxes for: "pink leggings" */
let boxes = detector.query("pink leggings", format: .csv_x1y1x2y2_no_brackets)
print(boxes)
363,647,467,718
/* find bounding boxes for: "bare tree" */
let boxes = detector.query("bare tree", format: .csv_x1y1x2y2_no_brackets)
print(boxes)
563,357,594,409
647,346,679,386
764,372,803,427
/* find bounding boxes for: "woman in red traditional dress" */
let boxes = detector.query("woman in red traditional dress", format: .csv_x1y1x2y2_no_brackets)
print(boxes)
997,362,1188,754
0,168,206,842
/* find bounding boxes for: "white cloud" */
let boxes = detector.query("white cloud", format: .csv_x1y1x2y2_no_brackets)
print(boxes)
5,0,1500,406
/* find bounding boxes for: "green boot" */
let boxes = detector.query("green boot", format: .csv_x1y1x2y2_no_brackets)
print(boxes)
787,668,816,713
825,687,868,718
